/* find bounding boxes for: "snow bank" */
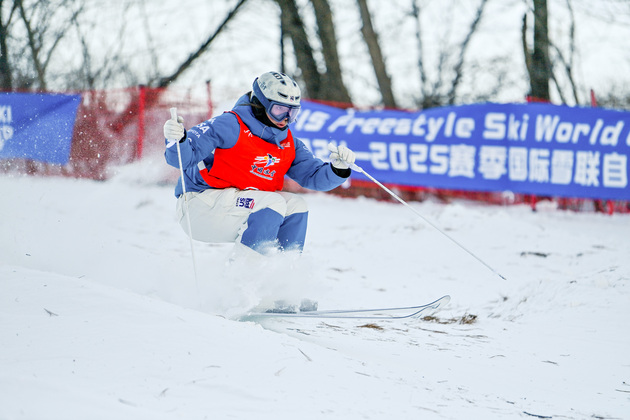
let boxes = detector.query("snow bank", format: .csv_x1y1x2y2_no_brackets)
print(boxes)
1,170,628,419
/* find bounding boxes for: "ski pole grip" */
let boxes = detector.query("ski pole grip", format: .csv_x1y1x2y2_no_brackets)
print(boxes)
327,143,363,173
170,107,178,121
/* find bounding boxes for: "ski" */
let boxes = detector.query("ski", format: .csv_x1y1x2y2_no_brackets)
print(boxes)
241,295,450,320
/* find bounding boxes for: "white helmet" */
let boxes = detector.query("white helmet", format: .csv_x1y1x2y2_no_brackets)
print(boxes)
252,71,301,123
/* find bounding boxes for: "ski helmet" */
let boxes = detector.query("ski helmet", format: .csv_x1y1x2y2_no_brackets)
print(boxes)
252,72,301,123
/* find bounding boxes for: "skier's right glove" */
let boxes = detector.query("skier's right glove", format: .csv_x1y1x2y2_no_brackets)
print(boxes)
329,144,356,170
163,116,186,142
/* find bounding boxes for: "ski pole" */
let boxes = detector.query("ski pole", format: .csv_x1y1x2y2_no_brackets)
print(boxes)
330,145,506,281
170,107,199,287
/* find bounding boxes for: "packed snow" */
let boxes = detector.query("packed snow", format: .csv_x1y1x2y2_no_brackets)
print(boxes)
1,158,629,419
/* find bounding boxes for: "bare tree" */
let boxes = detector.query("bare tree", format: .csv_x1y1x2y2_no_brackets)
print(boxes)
411,0,491,108
276,0,352,104
356,0,397,108
157,0,248,88
276,0,322,99
66,1,131,90
311,0,351,103
139,0,160,85
546,0,579,104
447,0,489,105
14,0,82,91
523,0,551,101
0,0,17,90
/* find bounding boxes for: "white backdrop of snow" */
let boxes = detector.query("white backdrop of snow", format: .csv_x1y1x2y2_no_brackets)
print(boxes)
1,156,629,419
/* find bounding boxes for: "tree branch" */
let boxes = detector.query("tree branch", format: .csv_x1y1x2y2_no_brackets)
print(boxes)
157,0,249,88
447,0,488,105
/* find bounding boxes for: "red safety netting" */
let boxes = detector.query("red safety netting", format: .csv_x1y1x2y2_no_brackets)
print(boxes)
1,85,211,179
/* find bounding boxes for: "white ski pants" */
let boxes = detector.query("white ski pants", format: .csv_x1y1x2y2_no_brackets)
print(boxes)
176,188,309,251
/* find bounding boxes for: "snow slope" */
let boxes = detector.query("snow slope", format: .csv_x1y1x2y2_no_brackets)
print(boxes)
1,160,629,419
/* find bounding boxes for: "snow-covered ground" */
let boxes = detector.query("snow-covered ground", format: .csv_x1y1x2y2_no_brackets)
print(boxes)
1,159,629,419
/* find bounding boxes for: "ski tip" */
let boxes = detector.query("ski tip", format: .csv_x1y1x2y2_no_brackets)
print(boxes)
433,295,451,309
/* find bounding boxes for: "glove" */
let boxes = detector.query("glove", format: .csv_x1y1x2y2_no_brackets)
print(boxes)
164,116,185,142
329,144,356,170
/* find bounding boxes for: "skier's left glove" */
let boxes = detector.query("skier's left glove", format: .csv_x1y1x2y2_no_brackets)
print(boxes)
329,144,356,170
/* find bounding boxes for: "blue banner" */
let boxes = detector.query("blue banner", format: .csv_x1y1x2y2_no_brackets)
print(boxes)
293,101,630,200
0,92,81,165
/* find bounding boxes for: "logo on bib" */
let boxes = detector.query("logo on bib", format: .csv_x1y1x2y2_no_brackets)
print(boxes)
254,153,280,167
250,153,279,180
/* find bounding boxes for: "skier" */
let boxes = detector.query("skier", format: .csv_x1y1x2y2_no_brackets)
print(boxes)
163,71,356,255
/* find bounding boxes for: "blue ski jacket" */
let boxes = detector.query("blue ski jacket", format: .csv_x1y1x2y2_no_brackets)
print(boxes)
164,94,349,197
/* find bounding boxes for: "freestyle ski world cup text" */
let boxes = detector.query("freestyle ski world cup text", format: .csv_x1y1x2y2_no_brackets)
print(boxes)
291,101,630,201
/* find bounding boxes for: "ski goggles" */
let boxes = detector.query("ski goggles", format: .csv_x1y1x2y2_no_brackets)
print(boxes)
267,102,301,124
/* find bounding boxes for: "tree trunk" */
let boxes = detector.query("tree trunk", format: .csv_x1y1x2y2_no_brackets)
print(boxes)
276,0,322,99
0,0,14,90
356,0,397,108
310,0,351,104
529,0,551,101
